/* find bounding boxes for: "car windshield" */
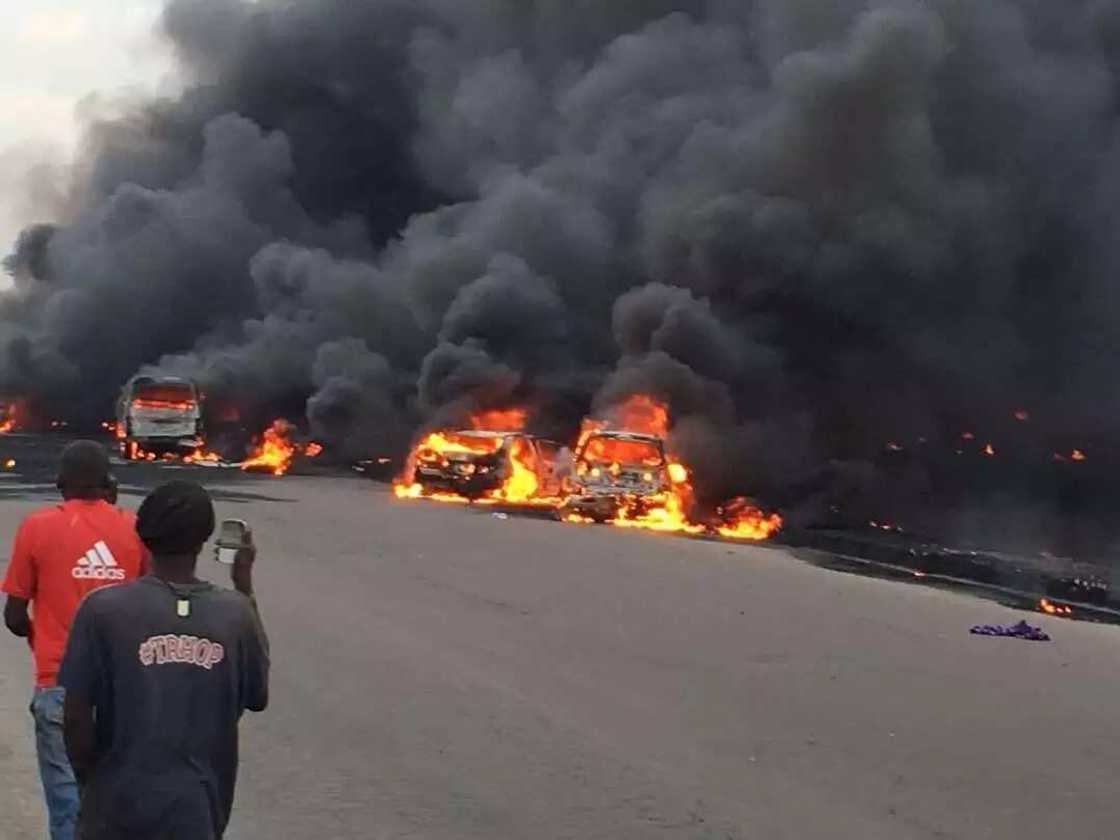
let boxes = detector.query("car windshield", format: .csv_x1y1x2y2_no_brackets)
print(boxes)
580,435,663,467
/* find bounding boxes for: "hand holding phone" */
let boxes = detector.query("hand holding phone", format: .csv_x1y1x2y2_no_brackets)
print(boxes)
215,519,249,565
216,519,256,597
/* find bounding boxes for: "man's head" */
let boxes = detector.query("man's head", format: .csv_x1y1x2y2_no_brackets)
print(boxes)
57,441,113,501
137,481,215,558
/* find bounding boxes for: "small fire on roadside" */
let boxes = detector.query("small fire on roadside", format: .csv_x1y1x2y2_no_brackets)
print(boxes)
716,497,784,541
241,420,321,476
1052,449,1088,463
1038,598,1073,617
242,420,294,476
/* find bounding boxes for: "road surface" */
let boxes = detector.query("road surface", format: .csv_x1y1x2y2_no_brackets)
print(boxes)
0,438,1117,839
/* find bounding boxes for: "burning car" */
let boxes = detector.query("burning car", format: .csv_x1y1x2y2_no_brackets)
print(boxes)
116,376,205,460
560,430,678,523
404,430,564,503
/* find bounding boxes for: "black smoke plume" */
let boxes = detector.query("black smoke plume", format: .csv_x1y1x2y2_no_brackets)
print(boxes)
4,0,1120,551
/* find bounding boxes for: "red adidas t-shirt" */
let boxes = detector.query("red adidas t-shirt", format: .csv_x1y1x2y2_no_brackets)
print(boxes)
2,500,148,687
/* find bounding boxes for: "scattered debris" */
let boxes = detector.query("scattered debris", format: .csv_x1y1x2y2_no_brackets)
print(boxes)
970,620,1050,641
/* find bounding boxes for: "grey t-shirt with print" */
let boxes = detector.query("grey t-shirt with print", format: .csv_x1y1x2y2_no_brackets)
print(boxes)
59,575,269,840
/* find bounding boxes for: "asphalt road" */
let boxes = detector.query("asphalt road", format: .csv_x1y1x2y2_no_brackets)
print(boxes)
1,435,1118,839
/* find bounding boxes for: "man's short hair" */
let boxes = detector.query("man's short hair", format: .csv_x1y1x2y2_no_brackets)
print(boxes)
57,440,112,493
136,481,216,556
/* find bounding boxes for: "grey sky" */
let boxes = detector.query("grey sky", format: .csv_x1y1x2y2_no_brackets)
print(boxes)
0,1,175,256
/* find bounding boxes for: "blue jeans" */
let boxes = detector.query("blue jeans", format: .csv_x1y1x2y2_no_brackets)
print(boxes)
31,687,79,840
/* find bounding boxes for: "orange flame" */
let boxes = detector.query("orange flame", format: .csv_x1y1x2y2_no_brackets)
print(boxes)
469,408,527,432
982,443,996,457
499,435,539,502
717,497,784,541
183,450,222,464
241,420,298,476
126,441,222,464
1038,598,1072,617
588,395,669,438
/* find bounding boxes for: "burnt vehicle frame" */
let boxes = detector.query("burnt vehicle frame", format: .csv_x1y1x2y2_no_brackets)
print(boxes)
412,430,564,500
115,375,205,459
560,430,672,523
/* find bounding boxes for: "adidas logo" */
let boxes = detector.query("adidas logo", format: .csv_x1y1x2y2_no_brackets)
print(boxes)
72,541,126,581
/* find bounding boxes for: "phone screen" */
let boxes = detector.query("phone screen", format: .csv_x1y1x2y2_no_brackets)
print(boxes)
215,519,248,565
218,519,247,546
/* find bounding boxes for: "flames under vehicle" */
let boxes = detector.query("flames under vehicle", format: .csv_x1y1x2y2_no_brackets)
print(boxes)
560,431,673,523
116,376,204,459
413,430,563,500
0,399,15,433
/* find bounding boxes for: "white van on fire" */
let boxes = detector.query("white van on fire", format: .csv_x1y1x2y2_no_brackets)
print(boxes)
116,375,204,460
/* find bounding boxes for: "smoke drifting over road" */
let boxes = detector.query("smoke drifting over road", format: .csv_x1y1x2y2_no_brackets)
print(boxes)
4,0,1120,523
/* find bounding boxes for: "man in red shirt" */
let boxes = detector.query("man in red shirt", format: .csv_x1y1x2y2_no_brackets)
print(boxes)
2,441,147,840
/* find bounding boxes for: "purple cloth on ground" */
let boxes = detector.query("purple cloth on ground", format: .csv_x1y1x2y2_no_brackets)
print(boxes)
970,620,1050,641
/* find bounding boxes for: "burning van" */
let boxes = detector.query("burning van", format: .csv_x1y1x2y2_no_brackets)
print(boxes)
560,430,674,522
407,430,563,502
116,376,204,459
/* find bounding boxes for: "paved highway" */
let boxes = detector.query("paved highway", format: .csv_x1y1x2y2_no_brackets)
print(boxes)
0,437,1117,839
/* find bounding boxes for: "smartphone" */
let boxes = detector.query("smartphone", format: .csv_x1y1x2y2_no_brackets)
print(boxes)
215,519,249,565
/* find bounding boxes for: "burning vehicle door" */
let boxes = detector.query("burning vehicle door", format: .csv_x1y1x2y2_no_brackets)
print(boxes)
532,439,565,497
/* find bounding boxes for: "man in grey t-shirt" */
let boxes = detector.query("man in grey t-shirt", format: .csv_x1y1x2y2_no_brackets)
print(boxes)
59,481,269,840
